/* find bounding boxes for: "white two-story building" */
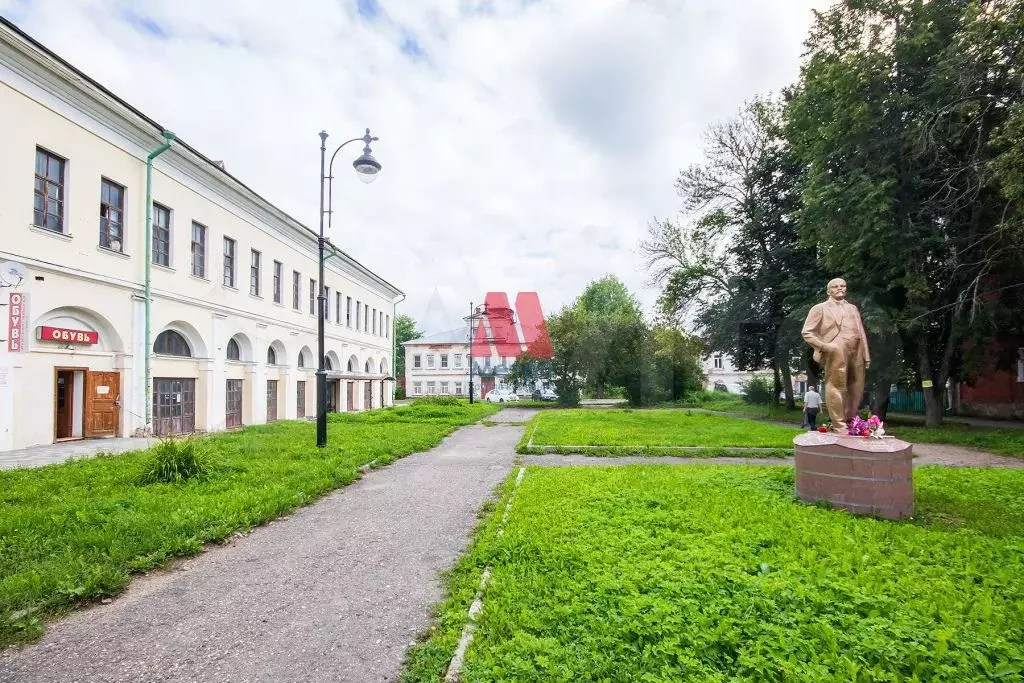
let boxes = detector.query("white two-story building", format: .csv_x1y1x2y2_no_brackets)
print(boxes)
0,18,402,454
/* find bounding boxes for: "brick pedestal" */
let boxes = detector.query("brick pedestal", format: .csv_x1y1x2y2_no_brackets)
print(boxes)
794,432,913,520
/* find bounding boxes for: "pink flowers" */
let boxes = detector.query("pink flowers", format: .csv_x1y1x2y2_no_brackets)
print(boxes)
849,414,885,438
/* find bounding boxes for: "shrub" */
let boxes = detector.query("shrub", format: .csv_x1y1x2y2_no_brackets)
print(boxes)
394,386,407,400
740,375,774,405
413,396,462,407
138,437,215,485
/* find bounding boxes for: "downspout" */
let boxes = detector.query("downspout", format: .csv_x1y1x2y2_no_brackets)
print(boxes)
392,293,406,400
144,131,175,432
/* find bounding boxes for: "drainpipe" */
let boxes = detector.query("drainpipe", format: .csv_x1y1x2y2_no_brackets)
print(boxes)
144,131,175,432
392,293,406,401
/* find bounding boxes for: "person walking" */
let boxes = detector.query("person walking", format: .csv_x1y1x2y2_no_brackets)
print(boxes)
803,385,823,430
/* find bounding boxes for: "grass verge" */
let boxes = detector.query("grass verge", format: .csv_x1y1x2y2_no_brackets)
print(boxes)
0,399,497,649
516,409,800,455
405,465,1024,681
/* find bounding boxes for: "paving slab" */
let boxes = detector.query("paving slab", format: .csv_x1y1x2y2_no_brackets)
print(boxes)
0,414,523,683
0,437,156,470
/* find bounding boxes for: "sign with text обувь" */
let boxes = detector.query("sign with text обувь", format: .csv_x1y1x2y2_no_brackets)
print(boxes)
7,292,27,353
37,326,99,345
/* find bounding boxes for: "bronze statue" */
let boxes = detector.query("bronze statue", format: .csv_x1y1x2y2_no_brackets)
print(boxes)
801,278,871,433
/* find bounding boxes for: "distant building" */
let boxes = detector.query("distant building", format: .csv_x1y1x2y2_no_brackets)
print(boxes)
702,353,761,394
404,291,552,398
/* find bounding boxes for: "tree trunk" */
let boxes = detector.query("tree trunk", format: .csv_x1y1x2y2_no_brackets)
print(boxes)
772,362,782,407
872,380,892,421
779,359,795,410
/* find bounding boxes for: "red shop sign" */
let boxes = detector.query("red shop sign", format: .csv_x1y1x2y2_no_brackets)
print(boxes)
7,292,27,353
37,326,99,345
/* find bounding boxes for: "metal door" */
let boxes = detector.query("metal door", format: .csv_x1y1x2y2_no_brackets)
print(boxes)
266,380,278,422
226,379,243,429
153,378,196,436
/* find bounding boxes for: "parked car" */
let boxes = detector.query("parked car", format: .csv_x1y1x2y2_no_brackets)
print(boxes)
531,388,558,402
485,388,520,403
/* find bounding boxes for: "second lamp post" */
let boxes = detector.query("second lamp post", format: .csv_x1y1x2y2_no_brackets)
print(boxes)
316,128,382,448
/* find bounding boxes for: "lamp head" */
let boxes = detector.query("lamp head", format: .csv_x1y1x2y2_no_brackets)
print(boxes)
353,128,381,184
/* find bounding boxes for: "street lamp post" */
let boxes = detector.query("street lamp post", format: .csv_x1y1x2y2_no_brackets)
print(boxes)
317,128,381,448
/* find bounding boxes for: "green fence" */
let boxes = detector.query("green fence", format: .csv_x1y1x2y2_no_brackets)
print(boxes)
888,390,926,414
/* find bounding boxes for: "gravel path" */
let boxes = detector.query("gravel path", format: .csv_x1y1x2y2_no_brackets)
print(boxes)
0,416,526,683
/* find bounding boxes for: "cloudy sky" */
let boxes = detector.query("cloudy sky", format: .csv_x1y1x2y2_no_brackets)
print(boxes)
1,0,826,331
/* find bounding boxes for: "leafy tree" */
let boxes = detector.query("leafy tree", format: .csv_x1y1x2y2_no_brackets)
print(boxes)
787,0,1024,425
393,314,422,378
642,98,822,409
505,353,555,394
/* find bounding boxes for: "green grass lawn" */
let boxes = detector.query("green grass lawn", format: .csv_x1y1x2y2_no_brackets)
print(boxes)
680,392,1024,458
519,409,799,455
404,465,1024,682
0,399,497,649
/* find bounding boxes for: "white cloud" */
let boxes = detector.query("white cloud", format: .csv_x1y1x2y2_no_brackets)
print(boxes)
1,0,827,329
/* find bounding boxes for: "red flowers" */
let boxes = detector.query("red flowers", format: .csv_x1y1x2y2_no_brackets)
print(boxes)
817,426,828,433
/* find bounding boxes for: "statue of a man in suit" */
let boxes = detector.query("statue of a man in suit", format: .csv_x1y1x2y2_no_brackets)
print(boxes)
801,278,871,433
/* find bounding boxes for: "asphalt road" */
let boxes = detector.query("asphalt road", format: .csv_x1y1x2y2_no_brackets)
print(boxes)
0,412,532,683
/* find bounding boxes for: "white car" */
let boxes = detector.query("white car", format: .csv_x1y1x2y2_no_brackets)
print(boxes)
484,388,520,403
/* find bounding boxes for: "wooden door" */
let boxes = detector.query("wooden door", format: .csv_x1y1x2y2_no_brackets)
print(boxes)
347,381,356,412
364,381,372,410
297,380,306,418
266,380,278,422
85,371,120,437
226,379,243,429
55,370,74,440
153,378,196,436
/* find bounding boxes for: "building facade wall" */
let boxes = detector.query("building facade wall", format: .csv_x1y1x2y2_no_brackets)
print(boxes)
0,25,400,453
404,342,480,397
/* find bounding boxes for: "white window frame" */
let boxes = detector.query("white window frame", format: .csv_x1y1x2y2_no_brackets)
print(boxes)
713,355,724,370
441,354,449,369
413,354,422,369
427,354,435,368
440,381,449,394
412,381,422,395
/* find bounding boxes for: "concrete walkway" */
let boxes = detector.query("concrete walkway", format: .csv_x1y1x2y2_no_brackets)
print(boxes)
0,411,534,683
0,437,156,470
888,412,1024,430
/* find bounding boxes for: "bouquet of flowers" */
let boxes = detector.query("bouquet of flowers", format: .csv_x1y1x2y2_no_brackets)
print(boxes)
848,414,885,438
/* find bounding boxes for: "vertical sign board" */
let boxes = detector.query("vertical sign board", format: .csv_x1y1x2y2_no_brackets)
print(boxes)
7,292,27,353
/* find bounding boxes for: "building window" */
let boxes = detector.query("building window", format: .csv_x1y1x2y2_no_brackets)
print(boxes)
223,237,236,287
454,354,462,368
227,338,241,361
324,287,331,321
413,354,422,369
365,304,370,332
154,330,191,357
298,351,307,369
309,279,316,315
372,308,377,335
267,346,278,365
713,355,724,370
455,383,463,395
250,249,261,296
441,354,449,368
336,292,343,324
385,315,390,339
191,222,207,277
99,179,124,251
293,271,301,310
427,354,435,368
426,381,436,394
412,381,422,395
356,301,362,330
152,203,171,267
1018,348,1024,382
346,297,353,327
440,381,449,394
34,148,66,232
273,261,282,303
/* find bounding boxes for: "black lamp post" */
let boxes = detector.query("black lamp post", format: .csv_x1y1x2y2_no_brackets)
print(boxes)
316,128,381,448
